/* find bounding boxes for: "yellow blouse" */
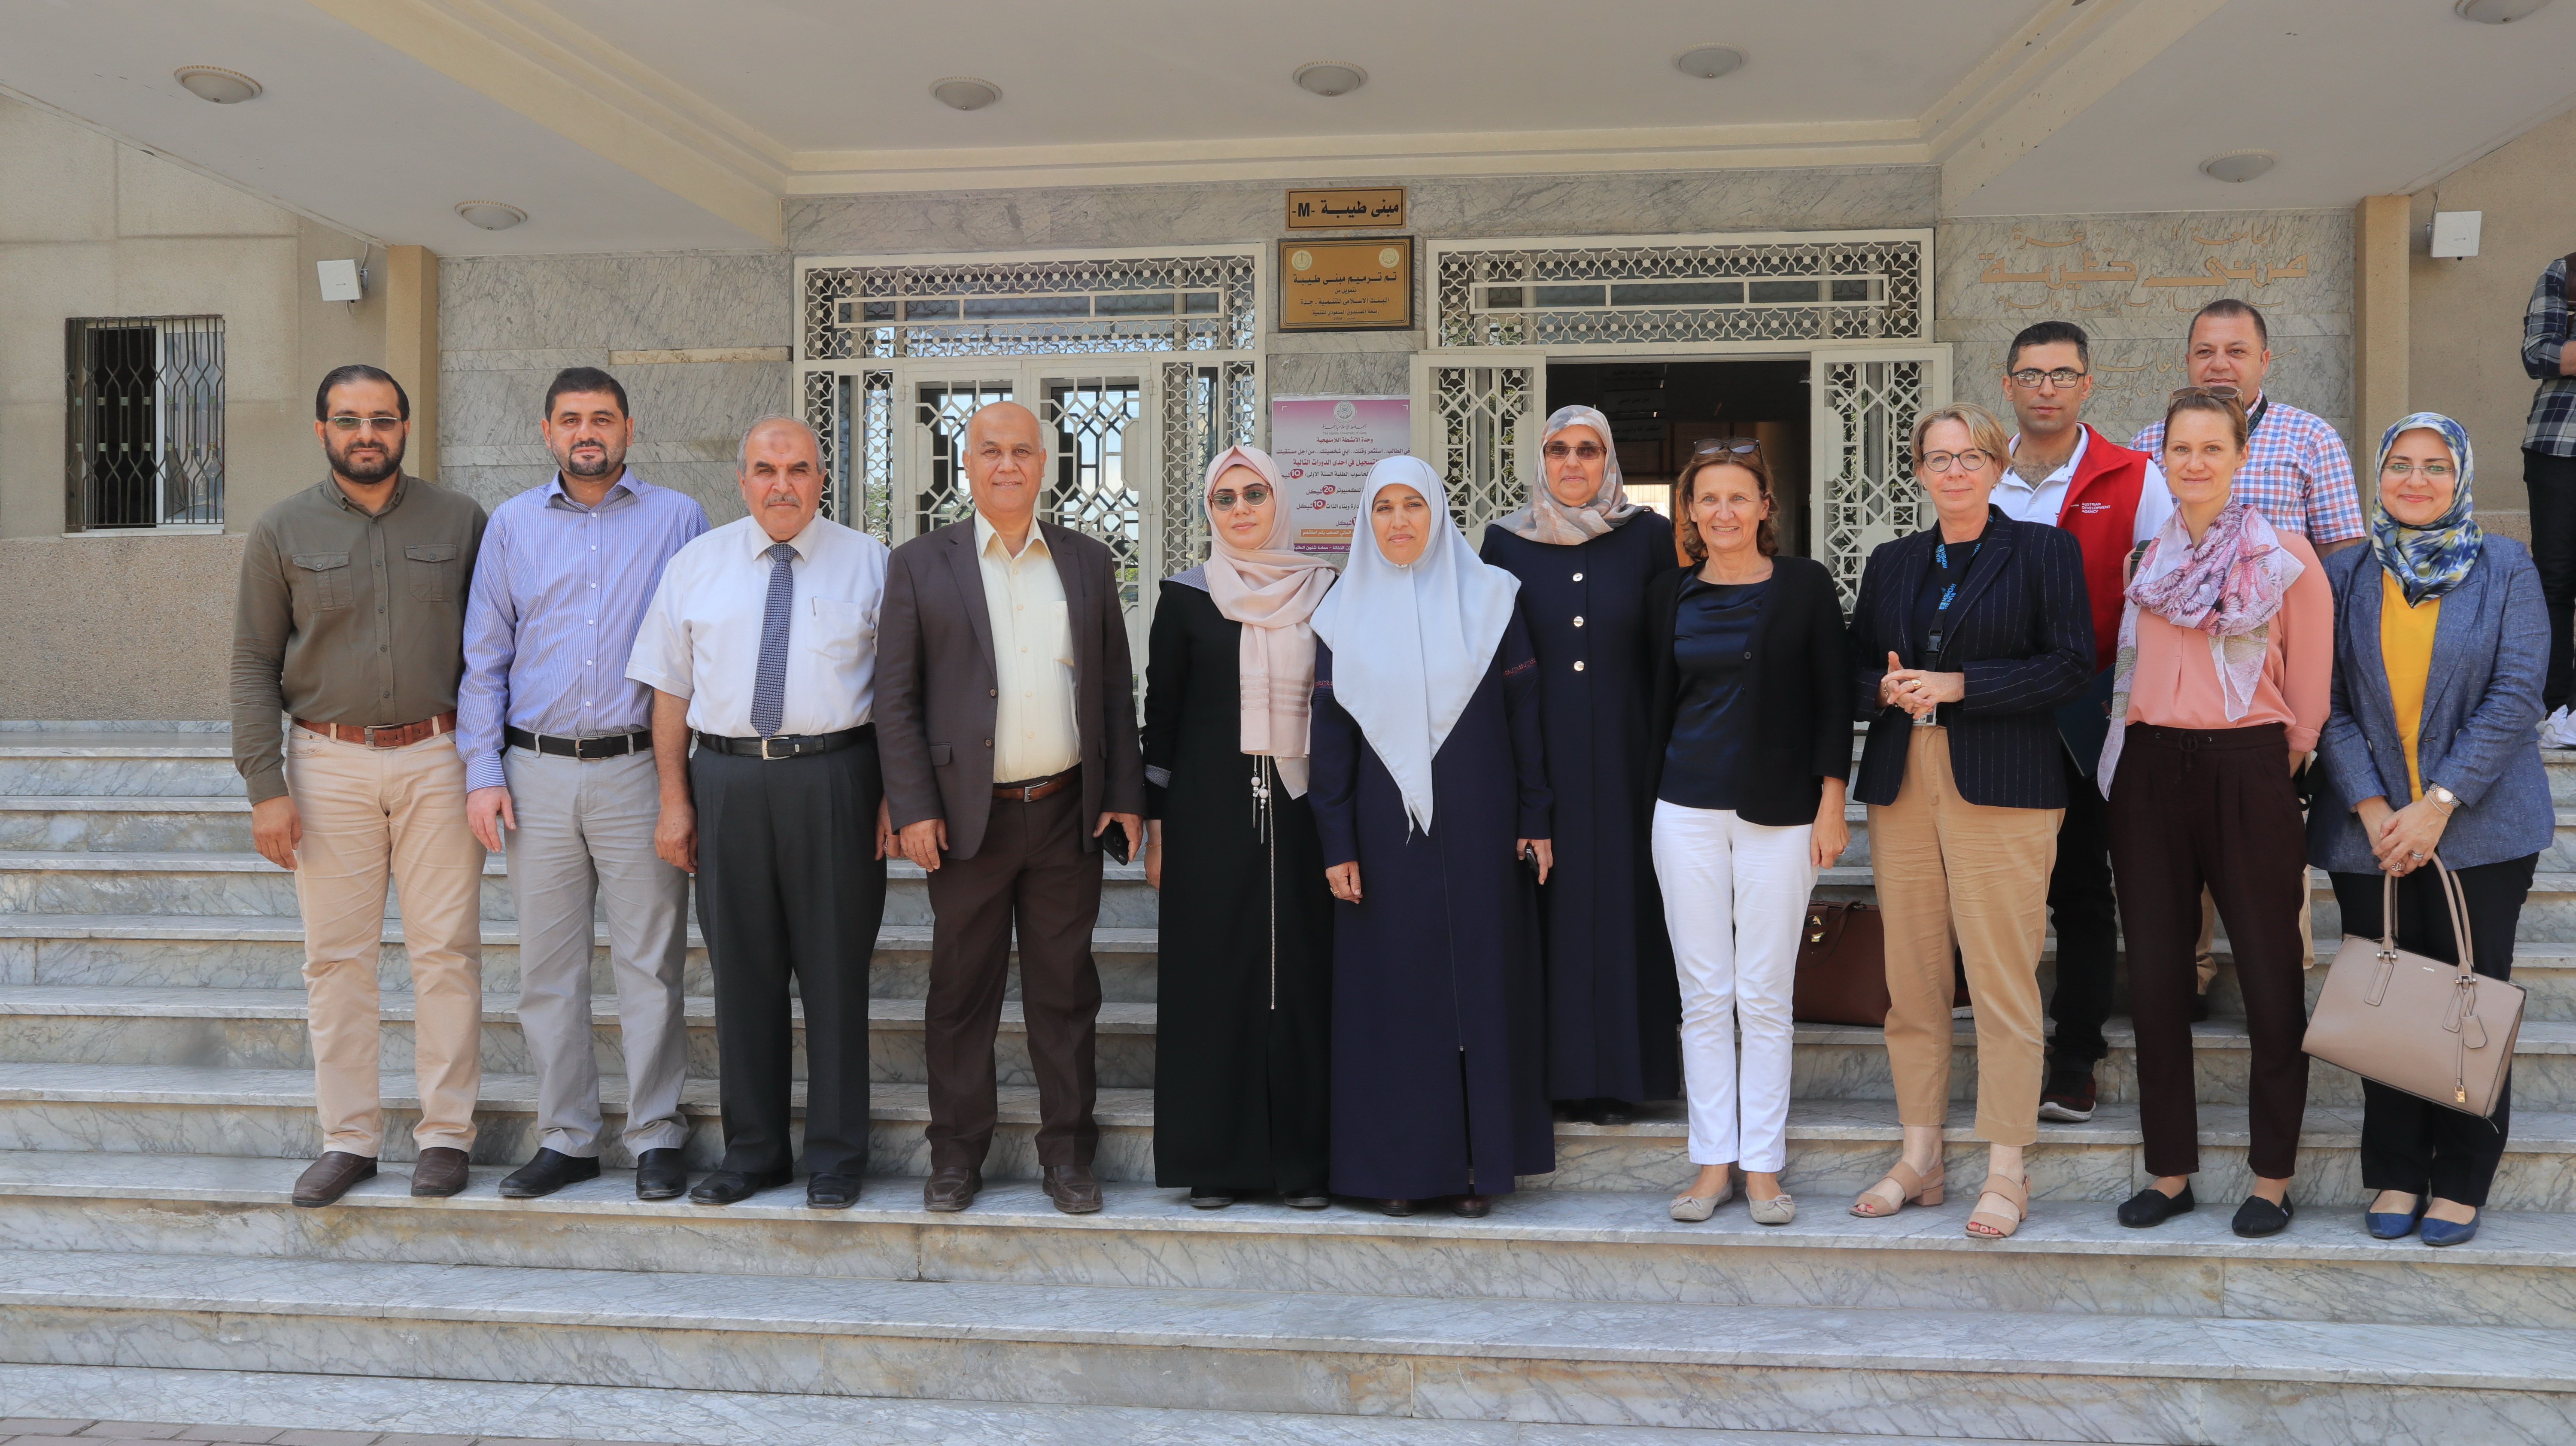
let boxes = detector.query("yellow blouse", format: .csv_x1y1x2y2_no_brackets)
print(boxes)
2379,570,2441,802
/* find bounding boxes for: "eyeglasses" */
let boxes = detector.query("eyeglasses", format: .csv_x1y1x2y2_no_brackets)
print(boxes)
2008,368,2087,389
326,415,404,433
1209,484,1273,510
2168,385,2243,403
1543,441,1606,462
1920,449,1995,475
1690,438,1762,458
2380,460,2456,480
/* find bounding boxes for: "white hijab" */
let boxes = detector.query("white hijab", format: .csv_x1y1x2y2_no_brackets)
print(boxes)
1310,455,1521,833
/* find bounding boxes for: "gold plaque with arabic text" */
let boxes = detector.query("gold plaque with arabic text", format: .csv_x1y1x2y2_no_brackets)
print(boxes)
1286,187,1406,230
1279,237,1415,332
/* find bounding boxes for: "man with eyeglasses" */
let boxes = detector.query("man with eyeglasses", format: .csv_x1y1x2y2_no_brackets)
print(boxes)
1991,321,2172,1124
231,365,489,1207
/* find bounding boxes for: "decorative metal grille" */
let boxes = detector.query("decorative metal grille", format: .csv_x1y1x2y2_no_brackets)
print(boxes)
65,316,225,529
806,368,897,536
804,369,838,521
1419,362,1537,537
1155,359,1262,573
1038,377,1145,612
1818,358,1929,607
1436,239,1924,349
805,255,1259,361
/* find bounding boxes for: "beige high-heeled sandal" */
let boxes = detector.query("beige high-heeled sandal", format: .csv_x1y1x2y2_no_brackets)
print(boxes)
1669,1176,1733,1221
1966,1174,2029,1239
1849,1158,1944,1218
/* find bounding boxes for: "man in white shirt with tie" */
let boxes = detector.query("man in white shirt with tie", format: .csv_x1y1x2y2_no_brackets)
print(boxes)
627,415,890,1208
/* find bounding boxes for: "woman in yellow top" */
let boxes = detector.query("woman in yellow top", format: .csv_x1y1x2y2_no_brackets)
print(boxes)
2308,411,2552,1248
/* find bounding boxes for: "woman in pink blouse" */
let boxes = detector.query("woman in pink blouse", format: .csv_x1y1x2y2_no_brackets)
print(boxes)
2099,387,2332,1240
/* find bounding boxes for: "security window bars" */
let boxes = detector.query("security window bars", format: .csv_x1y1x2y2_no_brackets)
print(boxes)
804,255,1259,360
1436,237,1926,349
66,316,225,529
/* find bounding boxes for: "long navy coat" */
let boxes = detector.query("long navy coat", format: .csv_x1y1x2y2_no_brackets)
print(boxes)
1480,517,1682,1105
1310,614,1555,1200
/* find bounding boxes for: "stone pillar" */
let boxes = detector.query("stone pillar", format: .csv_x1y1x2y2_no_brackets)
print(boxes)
2353,195,2410,500
383,245,440,481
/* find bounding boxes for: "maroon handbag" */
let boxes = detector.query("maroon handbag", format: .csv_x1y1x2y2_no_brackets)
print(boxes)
1790,899,1971,1027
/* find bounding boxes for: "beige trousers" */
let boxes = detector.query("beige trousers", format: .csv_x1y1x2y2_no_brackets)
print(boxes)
1866,727,2060,1148
285,726,485,1155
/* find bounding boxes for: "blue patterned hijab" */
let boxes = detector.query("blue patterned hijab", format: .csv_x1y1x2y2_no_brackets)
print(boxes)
2369,410,2481,607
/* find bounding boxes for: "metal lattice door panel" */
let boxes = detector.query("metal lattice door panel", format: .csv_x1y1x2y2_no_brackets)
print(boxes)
1809,347,1950,608
1033,375,1146,616
1155,358,1261,578
1410,350,1544,540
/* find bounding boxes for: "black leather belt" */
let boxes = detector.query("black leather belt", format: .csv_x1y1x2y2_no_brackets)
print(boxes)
693,726,871,761
508,726,651,760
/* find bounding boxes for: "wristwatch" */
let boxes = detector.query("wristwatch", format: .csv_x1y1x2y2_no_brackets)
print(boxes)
2427,784,2459,813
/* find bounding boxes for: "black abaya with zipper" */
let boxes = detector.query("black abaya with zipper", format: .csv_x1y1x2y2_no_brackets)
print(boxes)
1143,579,1334,1195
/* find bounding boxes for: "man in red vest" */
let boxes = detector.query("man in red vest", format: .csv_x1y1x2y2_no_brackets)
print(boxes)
1991,321,2173,1124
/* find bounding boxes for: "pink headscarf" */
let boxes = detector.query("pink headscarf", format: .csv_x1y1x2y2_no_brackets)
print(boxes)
1200,444,1337,796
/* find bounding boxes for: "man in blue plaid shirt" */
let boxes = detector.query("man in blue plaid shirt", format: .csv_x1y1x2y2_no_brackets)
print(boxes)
2519,254,2576,746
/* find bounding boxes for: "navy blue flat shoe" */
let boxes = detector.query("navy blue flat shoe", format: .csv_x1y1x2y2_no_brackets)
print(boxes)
2420,1211,2481,1247
2366,1198,2427,1240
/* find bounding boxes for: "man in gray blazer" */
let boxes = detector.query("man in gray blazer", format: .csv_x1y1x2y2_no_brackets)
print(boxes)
877,401,1146,1215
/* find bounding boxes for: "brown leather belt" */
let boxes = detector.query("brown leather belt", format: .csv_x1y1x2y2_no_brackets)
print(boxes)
293,712,457,749
994,766,1078,803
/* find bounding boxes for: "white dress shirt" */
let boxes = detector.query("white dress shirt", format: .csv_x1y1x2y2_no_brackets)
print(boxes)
974,512,1081,782
1998,425,2174,545
626,513,889,737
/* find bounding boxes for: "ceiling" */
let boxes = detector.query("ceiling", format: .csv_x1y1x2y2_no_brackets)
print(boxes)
0,0,2570,254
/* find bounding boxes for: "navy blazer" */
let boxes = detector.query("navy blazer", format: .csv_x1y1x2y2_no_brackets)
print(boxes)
2308,538,2554,873
1848,509,2095,809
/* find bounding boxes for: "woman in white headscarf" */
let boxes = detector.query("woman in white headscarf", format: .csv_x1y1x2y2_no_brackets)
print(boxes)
1310,455,1555,1218
1142,444,1340,1210
1481,404,1682,1124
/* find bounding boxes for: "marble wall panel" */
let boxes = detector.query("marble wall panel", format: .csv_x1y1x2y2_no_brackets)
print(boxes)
439,253,790,352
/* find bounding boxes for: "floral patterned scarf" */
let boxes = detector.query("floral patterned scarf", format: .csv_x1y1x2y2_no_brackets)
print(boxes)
2369,410,2481,608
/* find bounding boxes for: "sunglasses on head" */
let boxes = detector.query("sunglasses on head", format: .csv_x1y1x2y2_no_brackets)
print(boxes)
1691,437,1761,456
2168,385,2243,403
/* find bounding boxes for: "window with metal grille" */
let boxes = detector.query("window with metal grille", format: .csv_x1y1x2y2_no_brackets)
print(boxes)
65,316,226,530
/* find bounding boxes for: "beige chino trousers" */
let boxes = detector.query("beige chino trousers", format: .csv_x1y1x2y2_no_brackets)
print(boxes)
284,726,485,1156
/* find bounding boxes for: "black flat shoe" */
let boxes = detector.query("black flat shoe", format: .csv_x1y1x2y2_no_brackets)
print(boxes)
689,1167,790,1206
1187,1190,1235,1209
634,1148,687,1201
1283,1192,1330,1210
1588,1101,1635,1127
1452,1194,1493,1218
1378,1197,1416,1217
2117,1183,2196,1228
806,1173,863,1209
2232,1194,2294,1238
497,1148,601,1200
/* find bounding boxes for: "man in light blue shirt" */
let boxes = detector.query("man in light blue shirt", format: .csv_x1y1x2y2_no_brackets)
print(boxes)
458,367,709,1200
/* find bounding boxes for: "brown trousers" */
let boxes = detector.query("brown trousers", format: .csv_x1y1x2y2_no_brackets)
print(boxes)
923,784,1105,1170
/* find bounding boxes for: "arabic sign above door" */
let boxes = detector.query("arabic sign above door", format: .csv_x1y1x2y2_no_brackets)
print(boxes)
1280,237,1416,332
1286,187,1406,230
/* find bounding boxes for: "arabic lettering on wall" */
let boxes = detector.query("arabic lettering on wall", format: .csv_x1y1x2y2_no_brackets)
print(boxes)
1971,225,2313,316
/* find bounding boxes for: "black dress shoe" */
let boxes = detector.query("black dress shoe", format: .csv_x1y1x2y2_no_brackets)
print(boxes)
2117,1183,2196,1228
806,1173,863,1209
1188,1189,1235,1209
690,1167,790,1206
2232,1194,2295,1238
410,1146,471,1198
1378,1198,1416,1217
1588,1100,1635,1127
291,1151,377,1208
635,1148,687,1201
1452,1194,1494,1218
497,1148,601,1200
924,1166,982,1213
1042,1163,1104,1214
1283,1191,1330,1210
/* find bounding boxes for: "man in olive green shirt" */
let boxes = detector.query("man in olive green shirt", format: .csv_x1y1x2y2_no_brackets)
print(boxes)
230,364,489,1207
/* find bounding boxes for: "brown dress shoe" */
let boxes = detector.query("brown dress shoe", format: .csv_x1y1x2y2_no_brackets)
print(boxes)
1042,1163,1103,1214
410,1146,471,1198
292,1151,377,1208
923,1166,982,1213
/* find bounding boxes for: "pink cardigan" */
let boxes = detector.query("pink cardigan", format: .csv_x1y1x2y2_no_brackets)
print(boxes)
2120,532,2332,753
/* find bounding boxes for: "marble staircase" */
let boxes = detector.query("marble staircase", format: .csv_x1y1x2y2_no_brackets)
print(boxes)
4,722,2576,1442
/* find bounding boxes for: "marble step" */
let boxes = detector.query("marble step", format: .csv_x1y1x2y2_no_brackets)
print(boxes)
6,1249,2573,1440
0,1363,2096,1446
9,1062,2576,1209
6,984,2575,1110
0,735,238,799
8,1150,2576,1333
0,914,1163,1001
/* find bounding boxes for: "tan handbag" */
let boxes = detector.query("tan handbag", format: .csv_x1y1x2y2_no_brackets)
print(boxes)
2303,856,2524,1118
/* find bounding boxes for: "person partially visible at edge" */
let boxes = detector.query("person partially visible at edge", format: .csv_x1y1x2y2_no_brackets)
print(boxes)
2309,412,2550,1249
1478,404,1681,1128
2514,251,2576,747
456,366,709,1206
229,364,488,1209
1142,444,1339,1210
1991,319,2175,1128
2102,387,2330,1242
1310,456,1555,1221
1645,441,1851,1229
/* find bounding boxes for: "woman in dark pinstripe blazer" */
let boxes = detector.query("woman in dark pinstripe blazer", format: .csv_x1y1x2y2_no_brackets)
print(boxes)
1844,402,2096,1240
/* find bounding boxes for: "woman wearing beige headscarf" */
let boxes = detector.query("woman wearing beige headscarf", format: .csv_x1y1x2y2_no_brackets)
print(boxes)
1142,444,1340,1209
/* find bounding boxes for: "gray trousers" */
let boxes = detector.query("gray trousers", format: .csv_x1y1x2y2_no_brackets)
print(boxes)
502,747,691,1157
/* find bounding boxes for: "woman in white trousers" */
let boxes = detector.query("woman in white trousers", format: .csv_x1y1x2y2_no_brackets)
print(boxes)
1643,440,1853,1224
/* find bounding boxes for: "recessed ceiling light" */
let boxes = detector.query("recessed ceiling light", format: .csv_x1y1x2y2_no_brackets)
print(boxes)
930,76,1002,111
2455,0,2553,21
173,67,261,104
2198,150,2277,183
1672,45,1747,80
1293,61,1367,97
454,201,527,231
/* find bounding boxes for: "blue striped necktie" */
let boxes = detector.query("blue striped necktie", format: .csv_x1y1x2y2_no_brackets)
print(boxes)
750,541,795,738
